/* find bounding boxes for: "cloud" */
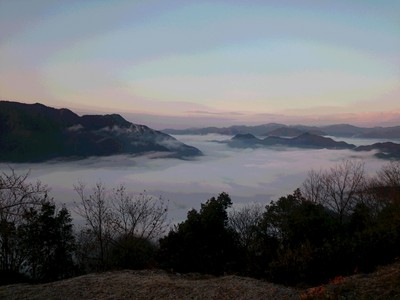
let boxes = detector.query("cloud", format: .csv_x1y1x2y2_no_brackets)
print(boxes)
1,134,390,224
185,110,245,116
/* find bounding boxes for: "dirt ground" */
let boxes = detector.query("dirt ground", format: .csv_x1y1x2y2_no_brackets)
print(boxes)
1,261,399,299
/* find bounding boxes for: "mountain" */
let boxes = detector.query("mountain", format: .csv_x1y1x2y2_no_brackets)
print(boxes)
355,142,400,159
227,132,400,159
265,126,326,137
163,123,286,136
288,132,355,149
163,123,400,139
265,127,305,137
229,133,264,148
357,126,400,139
227,132,355,150
0,101,202,162
319,124,367,137
231,133,259,140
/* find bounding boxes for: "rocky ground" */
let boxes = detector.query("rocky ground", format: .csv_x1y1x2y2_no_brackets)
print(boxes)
1,261,399,299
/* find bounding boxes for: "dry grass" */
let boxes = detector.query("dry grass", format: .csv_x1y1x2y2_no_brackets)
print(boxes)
300,260,400,299
1,261,400,300
0,269,298,300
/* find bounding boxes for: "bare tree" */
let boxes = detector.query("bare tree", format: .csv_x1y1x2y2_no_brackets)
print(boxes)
377,161,400,188
365,161,400,209
228,203,264,248
74,182,169,271
74,181,113,270
302,160,366,223
0,168,49,275
0,167,48,221
302,169,324,203
377,161,400,205
111,186,169,241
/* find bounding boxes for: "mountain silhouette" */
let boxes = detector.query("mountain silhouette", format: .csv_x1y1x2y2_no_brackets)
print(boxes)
0,101,202,162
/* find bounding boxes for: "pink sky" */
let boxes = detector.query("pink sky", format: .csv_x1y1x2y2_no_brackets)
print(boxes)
1,1,399,129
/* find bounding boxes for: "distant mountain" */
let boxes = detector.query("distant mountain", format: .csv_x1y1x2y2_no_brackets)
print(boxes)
227,132,355,150
265,127,305,137
164,123,400,139
265,127,326,137
0,101,202,162
354,142,400,159
226,132,400,159
289,133,355,149
357,126,400,139
318,124,366,137
163,123,286,136
231,133,259,141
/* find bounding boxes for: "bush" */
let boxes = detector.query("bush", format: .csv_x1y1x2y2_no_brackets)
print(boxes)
109,235,157,270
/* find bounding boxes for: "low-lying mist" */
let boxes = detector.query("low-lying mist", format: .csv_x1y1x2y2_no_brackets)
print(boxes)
0,134,389,224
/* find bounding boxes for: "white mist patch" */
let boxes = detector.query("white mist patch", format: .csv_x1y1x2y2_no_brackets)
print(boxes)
0,134,389,224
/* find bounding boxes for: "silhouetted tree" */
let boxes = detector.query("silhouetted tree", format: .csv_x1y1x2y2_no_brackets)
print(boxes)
109,235,156,270
74,182,168,271
74,181,113,270
18,201,76,282
111,186,168,241
371,161,400,206
159,193,240,275
260,189,339,284
0,168,48,217
228,203,263,248
0,168,49,283
302,160,366,223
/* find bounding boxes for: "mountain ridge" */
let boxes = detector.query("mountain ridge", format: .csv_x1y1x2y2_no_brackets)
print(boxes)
226,132,400,159
228,132,356,150
163,123,400,139
0,101,202,162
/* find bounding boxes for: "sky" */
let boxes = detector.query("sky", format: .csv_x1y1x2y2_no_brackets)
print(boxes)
1,0,399,128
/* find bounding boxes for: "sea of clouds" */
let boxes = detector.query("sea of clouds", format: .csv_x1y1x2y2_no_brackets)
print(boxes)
0,134,392,225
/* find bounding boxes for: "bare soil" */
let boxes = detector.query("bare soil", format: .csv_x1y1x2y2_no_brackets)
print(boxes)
1,261,399,299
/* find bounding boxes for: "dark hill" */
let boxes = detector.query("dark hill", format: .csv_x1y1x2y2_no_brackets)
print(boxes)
358,126,400,139
320,124,366,137
164,123,400,139
226,132,400,159
289,132,355,149
265,127,304,137
231,133,258,140
163,123,286,136
355,142,400,159
227,132,355,150
0,101,202,162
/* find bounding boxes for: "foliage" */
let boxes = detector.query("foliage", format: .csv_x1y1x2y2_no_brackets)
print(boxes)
156,160,400,285
158,193,240,275
0,169,76,284
1,159,400,287
18,202,76,282
109,235,157,270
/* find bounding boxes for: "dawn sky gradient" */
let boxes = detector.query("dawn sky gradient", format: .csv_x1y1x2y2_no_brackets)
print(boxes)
1,0,399,128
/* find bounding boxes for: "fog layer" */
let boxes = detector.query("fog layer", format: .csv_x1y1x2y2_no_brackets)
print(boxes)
0,134,389,223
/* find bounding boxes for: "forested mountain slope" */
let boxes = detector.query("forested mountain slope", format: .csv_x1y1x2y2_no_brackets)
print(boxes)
0,101,201,162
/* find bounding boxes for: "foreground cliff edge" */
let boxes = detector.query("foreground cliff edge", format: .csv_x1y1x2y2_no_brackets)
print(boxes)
0,101,202,162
